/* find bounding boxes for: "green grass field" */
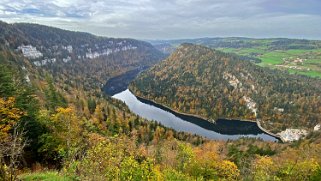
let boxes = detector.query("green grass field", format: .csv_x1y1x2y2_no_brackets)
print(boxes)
219,47,321,78
19,171,74,181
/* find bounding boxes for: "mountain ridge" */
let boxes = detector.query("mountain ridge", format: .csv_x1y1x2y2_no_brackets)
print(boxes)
130,44,321,137
0,21,166,93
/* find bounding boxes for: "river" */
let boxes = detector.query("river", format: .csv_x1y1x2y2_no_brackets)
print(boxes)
112,89,278,141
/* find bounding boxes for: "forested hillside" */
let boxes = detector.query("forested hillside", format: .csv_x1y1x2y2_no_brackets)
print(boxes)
150,37,321,78
0,22,321,180
0,22,165,90
130,44,321,135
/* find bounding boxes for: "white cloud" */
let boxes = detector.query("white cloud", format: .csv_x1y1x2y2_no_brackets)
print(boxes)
0,0,320,39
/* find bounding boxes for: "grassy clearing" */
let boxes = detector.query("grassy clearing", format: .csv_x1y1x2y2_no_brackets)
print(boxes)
260,51,285,65
219,46,321,78
288,69,321,78
19,171,73,181
219,47,266,55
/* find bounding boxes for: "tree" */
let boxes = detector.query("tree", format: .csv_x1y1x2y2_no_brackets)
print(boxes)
277,159,320,181
44,76,67,111
0,65,15,98
252,156,275,181
120,157,157,181
163,169,193,181
5,123,28,181
0,97,23,141
176,143,195,172
0,97,26,181
87,98,96,114
216,160,240,180
39,107,83,163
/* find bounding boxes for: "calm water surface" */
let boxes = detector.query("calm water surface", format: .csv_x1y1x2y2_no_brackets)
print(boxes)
113,89,278,141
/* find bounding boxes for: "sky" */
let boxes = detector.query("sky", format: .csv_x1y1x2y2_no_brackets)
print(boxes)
0,0,321,40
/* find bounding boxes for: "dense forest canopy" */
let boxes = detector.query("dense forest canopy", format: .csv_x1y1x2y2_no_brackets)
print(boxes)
131,44,321,134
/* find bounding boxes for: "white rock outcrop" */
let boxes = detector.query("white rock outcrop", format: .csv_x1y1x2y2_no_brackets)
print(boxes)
314,124,320,131
242,96,257,117
279,129,308,142
223,72,240,89
17,45,43,59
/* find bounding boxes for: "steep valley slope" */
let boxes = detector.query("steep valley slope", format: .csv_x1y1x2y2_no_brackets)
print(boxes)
130,44,321,139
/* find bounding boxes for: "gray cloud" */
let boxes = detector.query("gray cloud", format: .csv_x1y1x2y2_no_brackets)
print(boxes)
0,0,321,40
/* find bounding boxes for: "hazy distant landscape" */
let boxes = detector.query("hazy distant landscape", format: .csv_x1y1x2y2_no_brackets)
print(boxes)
150,38,321,78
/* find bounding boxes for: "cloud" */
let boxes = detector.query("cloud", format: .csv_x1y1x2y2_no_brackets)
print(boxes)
0,0,321,39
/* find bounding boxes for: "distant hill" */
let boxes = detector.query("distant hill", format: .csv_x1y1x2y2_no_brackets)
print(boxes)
149,37,321,78
0,21,165,89
149,37,321,54
130,44,321,134
1,22,164,64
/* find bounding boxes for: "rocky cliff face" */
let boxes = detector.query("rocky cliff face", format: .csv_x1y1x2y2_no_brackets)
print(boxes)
0,21,165,91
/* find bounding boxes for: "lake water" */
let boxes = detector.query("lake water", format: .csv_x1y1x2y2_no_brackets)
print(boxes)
113,89,278,141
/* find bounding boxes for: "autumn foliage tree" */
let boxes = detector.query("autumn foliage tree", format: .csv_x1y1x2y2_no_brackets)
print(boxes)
0,97,24,141
39,107,84,164
0,97,26,180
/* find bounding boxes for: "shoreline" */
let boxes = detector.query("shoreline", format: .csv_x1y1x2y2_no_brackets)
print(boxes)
130,89,282,142
257,120,283,142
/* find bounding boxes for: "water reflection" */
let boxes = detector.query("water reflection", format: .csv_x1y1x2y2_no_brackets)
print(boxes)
113,89,278,141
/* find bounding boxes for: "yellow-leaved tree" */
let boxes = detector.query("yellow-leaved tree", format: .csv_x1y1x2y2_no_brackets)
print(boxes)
252,156,275,181
39,107,84,164
0,97,24,141
0,97,26,181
